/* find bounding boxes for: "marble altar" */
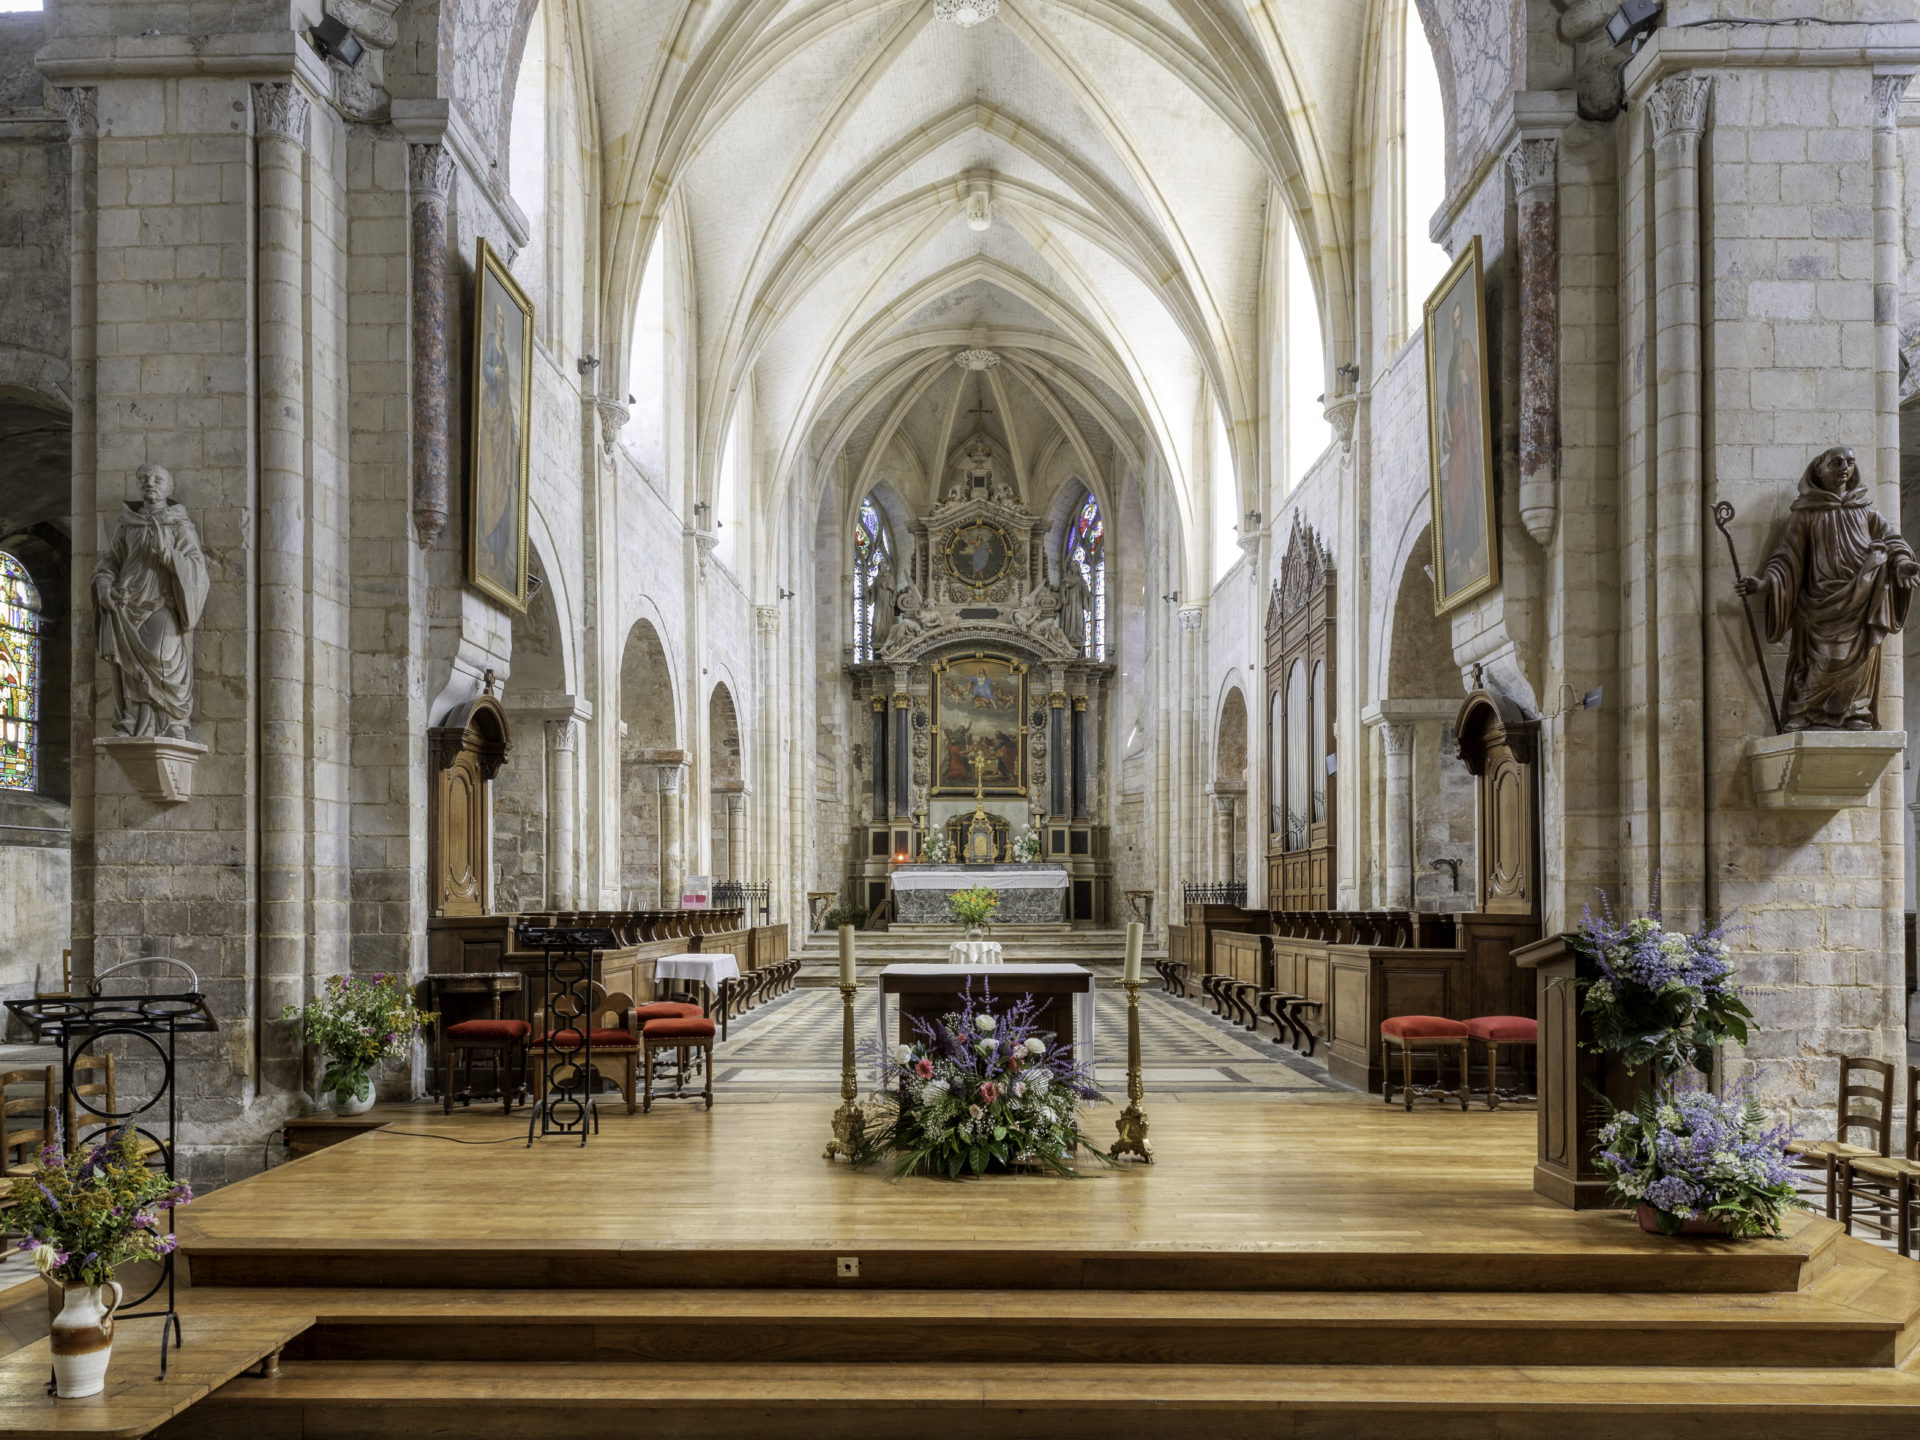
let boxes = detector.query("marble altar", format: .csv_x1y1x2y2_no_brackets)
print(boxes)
889,864,1069,924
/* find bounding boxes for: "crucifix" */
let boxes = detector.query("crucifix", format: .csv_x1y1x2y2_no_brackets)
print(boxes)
969,748,990,801
967,395,993,428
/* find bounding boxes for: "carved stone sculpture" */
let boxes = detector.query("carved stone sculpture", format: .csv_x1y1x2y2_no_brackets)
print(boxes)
1059,565,1091,655
884,579,940,654
1011,578,1062,640
870,556,897,650
92,465,209,739
1735,446,1915,731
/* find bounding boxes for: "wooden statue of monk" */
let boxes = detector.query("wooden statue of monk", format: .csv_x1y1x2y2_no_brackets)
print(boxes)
1734,446,1916,731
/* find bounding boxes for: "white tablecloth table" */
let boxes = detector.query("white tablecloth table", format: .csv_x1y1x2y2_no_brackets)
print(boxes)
652,953,740,1011
947,940,1004,966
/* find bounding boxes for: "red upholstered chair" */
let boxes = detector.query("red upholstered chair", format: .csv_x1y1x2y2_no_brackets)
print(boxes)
1465,1015,1538,1110
441,1018,531,1115
1380,1015,1470,1111
643,1016,716,1113
531,986,641,1115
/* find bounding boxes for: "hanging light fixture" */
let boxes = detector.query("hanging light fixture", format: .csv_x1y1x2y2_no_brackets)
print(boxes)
935,0,999,27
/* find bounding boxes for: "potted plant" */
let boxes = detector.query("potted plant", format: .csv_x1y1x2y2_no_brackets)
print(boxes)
1596,1085,1800,1237
9,1121,192,1397
284,972,435,1116
1012,827,1041,864
948,886,999,939
855,986,1109,1177
822,903,871,931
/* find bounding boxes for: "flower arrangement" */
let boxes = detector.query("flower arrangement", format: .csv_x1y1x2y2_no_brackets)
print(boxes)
1565,894,1751,1081
283,972,435,1110
921,832,951,864
1595,1084,1801,1238
948,886,999,932
1012,827,1042,863
10,1120,192,1287
822,904,870,930
857,985,1108,1177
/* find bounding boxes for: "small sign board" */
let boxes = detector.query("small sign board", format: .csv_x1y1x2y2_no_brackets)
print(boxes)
681,875,711,909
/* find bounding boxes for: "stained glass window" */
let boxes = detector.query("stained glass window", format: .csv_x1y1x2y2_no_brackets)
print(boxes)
1064,489,1107,661
0,553,41,791
852,496,892,662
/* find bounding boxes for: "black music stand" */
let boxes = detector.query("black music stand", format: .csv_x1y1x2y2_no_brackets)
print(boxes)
518,925,614,1145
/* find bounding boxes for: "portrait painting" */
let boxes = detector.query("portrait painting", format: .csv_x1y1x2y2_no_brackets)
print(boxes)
1423,235,1499,614
933,653,1027,795
944,521,1011,591
468,238,535,612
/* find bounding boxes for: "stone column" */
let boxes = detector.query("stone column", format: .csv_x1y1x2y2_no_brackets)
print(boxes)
892,691,910,818
1648,73,1711,929
253,81,313,1089
545,717,580,909
1510,137,1560,544
870,697,888,821
658,763,686,907
1048,690,1068,818
1211,793,1236,883
1380,721,1414,911
726,791,748,888
408,143,455,547
1071,696,1089,819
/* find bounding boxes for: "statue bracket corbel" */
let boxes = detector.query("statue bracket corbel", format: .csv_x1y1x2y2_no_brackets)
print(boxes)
96,734,209,805
1747,730,1905,810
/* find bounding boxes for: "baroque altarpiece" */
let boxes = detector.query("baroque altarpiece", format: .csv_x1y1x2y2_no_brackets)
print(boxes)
846,440,1114,924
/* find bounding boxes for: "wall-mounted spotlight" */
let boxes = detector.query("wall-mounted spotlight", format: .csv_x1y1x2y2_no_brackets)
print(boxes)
778,587,796,600
309,14,366,68
1162,590,1180,605
1335,362,1359,382
1243,510,1262,531
1604,0,1661,51
578,355,601,375
693,501,711,519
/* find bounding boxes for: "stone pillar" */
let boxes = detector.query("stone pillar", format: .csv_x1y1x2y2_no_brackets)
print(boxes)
1210,793,1236,883
726,790,747,888
892,691,910,818
1872,74,1909,507
1510,136,1560,545
253,81,313,1090
658,763,686,908
545,717,580,909
1380,722,1414,911
1647,73,1711,930
408,143,455,548
870,697,887,821
1071,696,1089,819
1048,690,1068,818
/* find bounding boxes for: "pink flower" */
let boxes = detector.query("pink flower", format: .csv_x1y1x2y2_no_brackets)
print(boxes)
979,1081,999,1104
914,1059,934,1079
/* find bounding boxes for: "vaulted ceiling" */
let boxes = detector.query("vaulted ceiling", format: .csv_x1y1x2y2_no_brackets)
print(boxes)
577,0,1372,571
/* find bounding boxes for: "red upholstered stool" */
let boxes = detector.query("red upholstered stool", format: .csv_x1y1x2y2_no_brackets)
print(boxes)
441,1018,531,1116
1465,1015,1538,1110
1380,1015,1470,1111
643,1016,716,1113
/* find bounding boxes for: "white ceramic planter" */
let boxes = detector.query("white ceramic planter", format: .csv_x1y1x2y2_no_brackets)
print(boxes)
328,1076,376,1116
50,1280,121,1398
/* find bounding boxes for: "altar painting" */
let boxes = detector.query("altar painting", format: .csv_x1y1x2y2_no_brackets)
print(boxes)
933,656,1026,796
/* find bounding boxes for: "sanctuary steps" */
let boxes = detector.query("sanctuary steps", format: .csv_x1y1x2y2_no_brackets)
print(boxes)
793,924,1163,984
131,1101,1920,1437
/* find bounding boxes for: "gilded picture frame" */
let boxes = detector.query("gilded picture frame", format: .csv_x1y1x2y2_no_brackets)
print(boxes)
467,238,535,613
931,653,1028,797
1423,235,1499,615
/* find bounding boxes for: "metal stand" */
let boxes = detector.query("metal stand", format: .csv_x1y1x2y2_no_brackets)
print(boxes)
1112,979,1153,1163
823,981,864,1161
519,925,613,1146
7,958,217,1379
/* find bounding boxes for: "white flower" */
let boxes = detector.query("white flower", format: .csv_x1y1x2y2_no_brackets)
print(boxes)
928,1077,949,1091
975,1014,997,1034
969,1104,983,1120
1024,1038,1045,1056
893,1044,913,1063
31,1243,60,1276
976,1040,995,1057
1013,1081,1026,1097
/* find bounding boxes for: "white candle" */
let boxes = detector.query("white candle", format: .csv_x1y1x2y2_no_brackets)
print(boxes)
839,924,857,985
1124,921,1143,986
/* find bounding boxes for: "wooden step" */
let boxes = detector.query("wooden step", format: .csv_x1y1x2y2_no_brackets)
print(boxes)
157,1358,1920,1440
182,1285,1906,1369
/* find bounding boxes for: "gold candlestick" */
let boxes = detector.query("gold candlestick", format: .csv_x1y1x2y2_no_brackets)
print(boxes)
1112,978,1153,1163
824,980,864,1161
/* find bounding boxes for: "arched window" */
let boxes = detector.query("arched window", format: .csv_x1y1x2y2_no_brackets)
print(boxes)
0,553,42,792
852,496,892,662
1064,489,1107,661
1404,0,1451,328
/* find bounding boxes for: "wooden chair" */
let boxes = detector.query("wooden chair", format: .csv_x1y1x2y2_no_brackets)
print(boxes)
1840,1066,1919,1255
1380,1016,1470,1111
642,1015,716,1113
1465,1015,1538,1110
530,984,641,1115
2,1066,54,1176
1787,1056,1896,1218
441,1017,530,1115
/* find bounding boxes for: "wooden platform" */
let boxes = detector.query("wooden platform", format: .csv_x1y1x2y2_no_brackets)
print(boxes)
20,1097,1920,1437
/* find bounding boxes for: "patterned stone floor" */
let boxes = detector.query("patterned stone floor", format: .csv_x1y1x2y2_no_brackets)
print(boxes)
707,984,1351,1102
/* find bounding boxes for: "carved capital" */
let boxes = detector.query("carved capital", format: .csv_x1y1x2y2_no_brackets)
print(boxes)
657,764,685,795
755,604,781,635
1325,394,1358,452
1647,74,1711,144
1506,137,1557,205
1176,606,1204,632
1872,72,1913,131
251,82,311,148
545,717,580,753
58,87,97,143
408,142,456,206
1380,721,1415,759
595,397,630,456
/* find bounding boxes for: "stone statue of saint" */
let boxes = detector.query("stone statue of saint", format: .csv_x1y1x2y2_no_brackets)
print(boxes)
1734,445,1916,731
870,556,897,650
886,579,939,652
1012,578,1063,642
92,464,210,739
1059,563,1092,655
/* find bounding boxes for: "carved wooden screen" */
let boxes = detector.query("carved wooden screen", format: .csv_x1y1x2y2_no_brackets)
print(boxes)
1454,687,1540,918
428,693,512,917
1264,514,1335,909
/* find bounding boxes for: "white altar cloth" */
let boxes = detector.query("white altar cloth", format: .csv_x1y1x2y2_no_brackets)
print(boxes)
889,865,1069,891
947,940,1004,966
653,953,741,986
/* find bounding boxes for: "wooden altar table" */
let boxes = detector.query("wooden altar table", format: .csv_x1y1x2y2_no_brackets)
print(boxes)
875,963,1095,1079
